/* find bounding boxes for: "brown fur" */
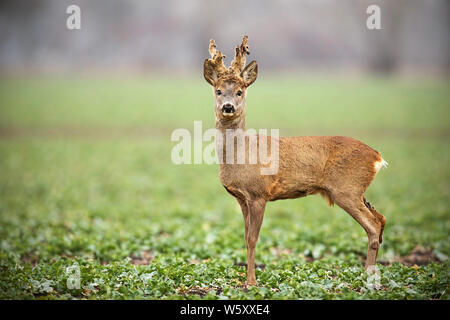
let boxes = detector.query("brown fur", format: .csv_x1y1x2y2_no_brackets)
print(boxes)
204,37,386,286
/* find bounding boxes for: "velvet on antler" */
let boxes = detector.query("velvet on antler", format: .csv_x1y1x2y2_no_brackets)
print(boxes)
207,39,228,76
206,36,250,79
229,35,250,75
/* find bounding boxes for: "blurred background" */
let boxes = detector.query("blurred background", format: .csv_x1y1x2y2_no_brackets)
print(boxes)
0,0,449,75
0,0,449,299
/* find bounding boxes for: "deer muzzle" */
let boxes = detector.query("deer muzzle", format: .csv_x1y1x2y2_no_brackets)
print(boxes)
222,103,235,116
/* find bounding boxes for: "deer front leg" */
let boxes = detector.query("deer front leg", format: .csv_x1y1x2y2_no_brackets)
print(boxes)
237,198,249,244
244,199,266,286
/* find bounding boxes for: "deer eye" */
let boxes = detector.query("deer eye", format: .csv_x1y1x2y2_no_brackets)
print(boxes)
216,89,222,96
237,90,242,96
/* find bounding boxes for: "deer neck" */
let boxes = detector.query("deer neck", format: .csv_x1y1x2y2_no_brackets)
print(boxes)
215,113,246,133
215,112,246,166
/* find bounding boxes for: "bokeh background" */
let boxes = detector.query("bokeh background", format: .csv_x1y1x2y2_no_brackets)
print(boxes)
0,0,448,299
1,0,449,74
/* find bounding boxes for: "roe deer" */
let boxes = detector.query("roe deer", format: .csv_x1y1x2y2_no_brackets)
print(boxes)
203,36,387,286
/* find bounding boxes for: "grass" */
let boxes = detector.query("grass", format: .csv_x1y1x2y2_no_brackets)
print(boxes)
0,74,449,299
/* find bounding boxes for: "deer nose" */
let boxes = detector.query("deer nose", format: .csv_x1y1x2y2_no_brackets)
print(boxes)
222,103,235,114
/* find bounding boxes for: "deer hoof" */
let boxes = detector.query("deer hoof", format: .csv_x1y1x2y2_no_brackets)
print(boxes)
245,280,257,287
365,264,377,274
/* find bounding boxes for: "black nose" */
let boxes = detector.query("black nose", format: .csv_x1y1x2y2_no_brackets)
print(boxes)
222,103,235,114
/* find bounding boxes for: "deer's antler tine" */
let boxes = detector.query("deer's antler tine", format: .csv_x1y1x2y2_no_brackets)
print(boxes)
230,35,250,74
241,35,249,55
208,39,227,74
209,39,217,58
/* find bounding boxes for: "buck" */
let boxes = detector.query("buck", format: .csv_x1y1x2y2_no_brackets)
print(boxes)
203,36,387,286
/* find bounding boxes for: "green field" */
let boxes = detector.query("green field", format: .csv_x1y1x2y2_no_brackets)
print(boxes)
0,75,449,299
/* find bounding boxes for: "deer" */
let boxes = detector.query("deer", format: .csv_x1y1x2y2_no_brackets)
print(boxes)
203,36,387,286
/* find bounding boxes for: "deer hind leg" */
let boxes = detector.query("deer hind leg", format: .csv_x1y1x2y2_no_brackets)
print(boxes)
244,199,266,286
332,193,383,271
363,197,386,244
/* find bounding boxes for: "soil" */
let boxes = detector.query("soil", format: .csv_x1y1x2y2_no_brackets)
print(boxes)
234,262,266,270
178,285,223,297
129,250,154,265
20,252,39,267
369,245,443,267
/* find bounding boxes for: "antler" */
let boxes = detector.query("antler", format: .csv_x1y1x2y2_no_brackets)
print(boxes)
207,39,227,75
206,36,251,80
229,35,250,74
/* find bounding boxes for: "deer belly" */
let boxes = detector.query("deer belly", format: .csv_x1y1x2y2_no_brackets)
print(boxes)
268,178,312,201
269,189,307,201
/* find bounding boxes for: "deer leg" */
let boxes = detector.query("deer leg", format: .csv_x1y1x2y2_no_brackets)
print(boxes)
363,197,386,244
245,199,266,286
237,198,249,249
334,194,383,272
237,198,253,285
235,197,252,281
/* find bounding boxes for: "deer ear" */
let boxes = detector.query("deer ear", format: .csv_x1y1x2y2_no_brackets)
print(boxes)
203,59,218,86
241,60,258,87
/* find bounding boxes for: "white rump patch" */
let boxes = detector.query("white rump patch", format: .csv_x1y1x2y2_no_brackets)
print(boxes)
374,158,388,174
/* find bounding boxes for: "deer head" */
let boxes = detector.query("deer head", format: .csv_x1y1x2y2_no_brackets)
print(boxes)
203,36,258,121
